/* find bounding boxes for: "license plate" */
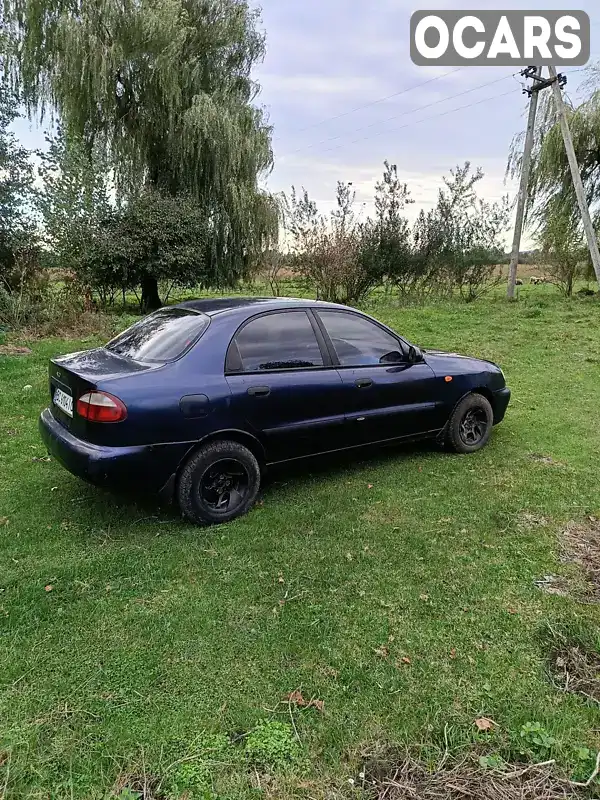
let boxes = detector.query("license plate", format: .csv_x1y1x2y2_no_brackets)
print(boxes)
53,387,73,418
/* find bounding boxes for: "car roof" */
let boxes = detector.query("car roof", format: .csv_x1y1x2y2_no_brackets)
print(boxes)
175,296,352,318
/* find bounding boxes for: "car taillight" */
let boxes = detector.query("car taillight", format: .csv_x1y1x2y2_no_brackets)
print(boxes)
76,391,127,423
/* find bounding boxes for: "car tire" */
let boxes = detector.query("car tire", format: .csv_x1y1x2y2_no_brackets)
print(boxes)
446,393,494,454
177,440,261,526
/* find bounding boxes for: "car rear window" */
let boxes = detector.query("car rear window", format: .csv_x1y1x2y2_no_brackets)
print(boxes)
106,308,210,362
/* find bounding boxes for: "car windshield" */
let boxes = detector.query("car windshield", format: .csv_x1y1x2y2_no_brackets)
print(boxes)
106,308,210,362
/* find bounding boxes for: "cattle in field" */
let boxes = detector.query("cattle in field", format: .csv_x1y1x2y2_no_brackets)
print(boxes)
531,276,548,285
515,278,524,286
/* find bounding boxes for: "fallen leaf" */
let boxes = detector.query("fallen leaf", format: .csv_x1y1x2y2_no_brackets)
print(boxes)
400,656,412,665
286,690,307,707
278,575,285,584
450,648,457,659
507,608,518,615
44,585,54,592
0,518,8,526
374,646,389,659
419,594,429,601
367,484,374,489
474,717,495,732
308,698,324,713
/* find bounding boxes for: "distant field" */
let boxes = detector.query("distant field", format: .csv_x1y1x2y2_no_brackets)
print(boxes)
1,293,600,798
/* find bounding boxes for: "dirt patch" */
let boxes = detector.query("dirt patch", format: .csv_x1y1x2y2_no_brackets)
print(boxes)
534,575,571,597
360,753,588,799
0,345,32,356
562,518,600,600
530,454,564,467
518,512,550,531
551,644,600,706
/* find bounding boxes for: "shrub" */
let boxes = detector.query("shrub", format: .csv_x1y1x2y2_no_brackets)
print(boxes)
538,211,587,297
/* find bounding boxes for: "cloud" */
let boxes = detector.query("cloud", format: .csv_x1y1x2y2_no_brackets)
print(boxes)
260,73,385,97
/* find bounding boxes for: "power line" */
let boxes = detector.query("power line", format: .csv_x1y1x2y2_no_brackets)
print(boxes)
280,68,463,137
313,86,519,157
286,71,518,156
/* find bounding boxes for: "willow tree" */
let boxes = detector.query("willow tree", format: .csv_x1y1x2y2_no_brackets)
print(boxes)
508,68,600,288
2,0,277,309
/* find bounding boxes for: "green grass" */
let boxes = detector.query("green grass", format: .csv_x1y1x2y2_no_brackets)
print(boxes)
1,293,600,798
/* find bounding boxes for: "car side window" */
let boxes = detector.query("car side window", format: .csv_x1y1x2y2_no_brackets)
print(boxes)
231,311,324,372
318,311,405,367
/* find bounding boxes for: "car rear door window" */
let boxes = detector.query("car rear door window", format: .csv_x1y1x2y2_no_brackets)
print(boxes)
233,311,324,372
318,311,404,367
106,308,210,362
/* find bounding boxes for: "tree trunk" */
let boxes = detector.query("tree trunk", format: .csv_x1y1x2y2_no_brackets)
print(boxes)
140,275,162,312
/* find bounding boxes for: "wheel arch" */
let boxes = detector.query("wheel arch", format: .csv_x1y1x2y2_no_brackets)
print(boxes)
179,429,266,474
438,386,495,442
159,430,267,504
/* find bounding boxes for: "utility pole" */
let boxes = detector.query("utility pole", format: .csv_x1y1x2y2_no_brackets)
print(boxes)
548,65,600,285
507,67,541,300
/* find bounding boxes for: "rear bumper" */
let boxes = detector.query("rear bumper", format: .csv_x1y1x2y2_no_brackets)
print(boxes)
39,408,185,499
492,387,511,425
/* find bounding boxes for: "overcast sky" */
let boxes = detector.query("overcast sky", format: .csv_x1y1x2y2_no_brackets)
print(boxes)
254,0,598,241
12,0,599,245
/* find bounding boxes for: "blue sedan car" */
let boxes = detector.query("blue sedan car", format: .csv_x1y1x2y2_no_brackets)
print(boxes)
39,297,510,525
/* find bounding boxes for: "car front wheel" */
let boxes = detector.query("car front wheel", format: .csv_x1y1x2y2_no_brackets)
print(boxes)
177,440,261,525
446,393,494,454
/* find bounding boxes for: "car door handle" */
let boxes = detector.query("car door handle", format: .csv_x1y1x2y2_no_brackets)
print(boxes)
355,379,373,389
248,386,271,397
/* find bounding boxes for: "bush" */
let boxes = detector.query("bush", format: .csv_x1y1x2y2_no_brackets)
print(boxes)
282,162,510,305
285,182,389,306
538,211,587,297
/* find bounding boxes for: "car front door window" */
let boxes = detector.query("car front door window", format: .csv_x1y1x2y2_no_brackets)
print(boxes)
317,311,404,367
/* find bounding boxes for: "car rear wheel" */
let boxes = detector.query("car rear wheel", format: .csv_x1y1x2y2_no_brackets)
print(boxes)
177,440,261,525
446,393,494,454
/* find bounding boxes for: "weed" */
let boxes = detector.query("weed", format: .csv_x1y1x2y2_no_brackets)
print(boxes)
244,720,300,770
519,722,557,759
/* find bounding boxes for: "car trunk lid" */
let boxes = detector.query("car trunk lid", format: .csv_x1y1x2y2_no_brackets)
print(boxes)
49,349,153,437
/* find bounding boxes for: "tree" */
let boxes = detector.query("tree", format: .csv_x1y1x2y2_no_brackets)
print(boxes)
37,130,113,277
371,161,416,294
0,87,38,291
507,71,600,288
284,183,385,306
425,163,510,301
538,211,586,297
2,0,278,309
77,189,208,309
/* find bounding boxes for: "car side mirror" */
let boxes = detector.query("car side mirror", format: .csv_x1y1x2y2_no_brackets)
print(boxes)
407,345,423,365
379,350,404,365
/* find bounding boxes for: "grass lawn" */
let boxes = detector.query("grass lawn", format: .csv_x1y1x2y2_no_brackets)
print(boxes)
1,291,600,798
